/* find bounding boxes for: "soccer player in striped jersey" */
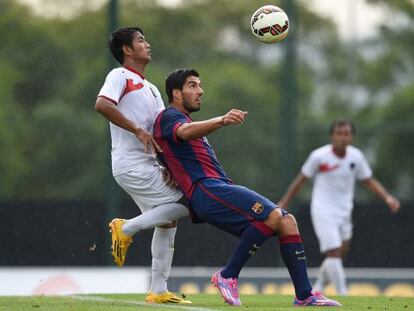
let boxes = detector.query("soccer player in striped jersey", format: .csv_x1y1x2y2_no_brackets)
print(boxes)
153,68,341,307
278,120,400,295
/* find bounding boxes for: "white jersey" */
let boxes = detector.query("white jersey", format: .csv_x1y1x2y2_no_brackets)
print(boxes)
301,144,372,217
98,66,164,176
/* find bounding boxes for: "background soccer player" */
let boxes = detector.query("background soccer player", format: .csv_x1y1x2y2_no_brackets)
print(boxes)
95,27,190,304
278,120,401,295
153,68,341,307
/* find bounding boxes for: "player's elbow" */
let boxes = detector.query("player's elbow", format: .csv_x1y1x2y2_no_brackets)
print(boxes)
176,125,192,141
361,177,374,187
178,131,191,141
95,99,104,112
95,97,111,114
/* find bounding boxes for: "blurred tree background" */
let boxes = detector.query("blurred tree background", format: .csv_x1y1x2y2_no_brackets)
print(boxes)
1,0,413,204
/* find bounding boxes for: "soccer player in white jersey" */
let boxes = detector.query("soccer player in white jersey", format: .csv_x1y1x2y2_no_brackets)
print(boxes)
278,120,400,295
95,27,191,304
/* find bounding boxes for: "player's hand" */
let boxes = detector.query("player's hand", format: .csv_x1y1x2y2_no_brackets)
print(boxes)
222,109,248,126
386,195,400,214
134,128,163,154
161,167,178,188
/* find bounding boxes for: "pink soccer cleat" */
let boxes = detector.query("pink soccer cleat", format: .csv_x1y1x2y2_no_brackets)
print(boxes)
211,270,241,306
294,291,341,307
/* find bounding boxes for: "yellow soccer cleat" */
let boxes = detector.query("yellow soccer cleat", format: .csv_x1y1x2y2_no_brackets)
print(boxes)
108,218,133,267
145,291,192,304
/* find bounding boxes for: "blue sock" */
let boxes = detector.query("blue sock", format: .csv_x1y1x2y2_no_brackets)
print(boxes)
221,222,273,279
279,234,313,300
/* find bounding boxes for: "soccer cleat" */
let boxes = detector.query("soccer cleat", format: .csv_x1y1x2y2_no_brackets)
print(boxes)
293,290,342,307
108,218,133,267
211,270,241,306
145,291,192,304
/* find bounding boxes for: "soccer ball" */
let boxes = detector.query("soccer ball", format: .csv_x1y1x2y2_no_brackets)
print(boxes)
250,5,289,44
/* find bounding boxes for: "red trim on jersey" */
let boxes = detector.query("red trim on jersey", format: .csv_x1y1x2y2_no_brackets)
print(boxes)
198,183,255,221
123,66,145,79
252,221,274,237
154,110,163,139
154,112,195,198
318,163,340,172
279,234,303,244
120,79,144,100
172,122,184,143
97,95,117,105
161,142,195,198
171,113,191,143
190,139,222,179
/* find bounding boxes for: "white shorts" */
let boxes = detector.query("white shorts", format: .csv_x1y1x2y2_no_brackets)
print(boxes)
114,166,183,213
311,212,353,253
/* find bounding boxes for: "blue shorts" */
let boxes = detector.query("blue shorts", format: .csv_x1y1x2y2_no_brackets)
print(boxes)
190,179,278,237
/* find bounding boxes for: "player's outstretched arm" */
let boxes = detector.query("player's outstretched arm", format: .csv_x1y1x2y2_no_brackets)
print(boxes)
278,173,308,210
95,96,162,154
361,178,401,213
176,109,248,141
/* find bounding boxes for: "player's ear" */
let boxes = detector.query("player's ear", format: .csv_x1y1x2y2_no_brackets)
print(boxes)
122,45,133,57
172,89,182,100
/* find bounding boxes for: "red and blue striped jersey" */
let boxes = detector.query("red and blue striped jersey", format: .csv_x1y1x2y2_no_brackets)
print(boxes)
154,107,231,199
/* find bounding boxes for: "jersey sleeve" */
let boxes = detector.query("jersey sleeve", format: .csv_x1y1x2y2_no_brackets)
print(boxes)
301,151,319,178
97,69,126,104
160,109,189,143
153,86,165,114
356,152,373,180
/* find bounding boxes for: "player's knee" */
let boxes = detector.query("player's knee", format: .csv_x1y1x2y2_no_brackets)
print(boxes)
158,220,177,229
278,213,299,235
264,209,283,232
283,213,298,228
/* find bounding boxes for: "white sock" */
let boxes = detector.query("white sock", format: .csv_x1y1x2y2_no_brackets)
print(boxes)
313,259,329,292
324,257,348,295
122,203,188,236
150,226,177,294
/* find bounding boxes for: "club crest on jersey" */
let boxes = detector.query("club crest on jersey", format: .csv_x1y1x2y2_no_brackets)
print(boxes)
252,202,264,214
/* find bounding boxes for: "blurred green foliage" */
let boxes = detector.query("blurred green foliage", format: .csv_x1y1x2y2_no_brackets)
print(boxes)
1,0,413,202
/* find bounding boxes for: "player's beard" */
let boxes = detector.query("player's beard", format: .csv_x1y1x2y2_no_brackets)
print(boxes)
183,99,200,113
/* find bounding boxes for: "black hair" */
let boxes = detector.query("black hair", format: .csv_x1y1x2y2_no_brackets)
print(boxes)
330,119,356,135
108,26,144,64
165,68,200,103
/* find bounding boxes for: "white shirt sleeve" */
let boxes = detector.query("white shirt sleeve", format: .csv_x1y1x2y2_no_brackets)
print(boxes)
356,152,373,180
97,69,126,104
301,151,319,178
153,85,165,114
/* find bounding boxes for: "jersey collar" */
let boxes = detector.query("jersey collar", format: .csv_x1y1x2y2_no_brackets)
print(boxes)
331,145,346,158
123,66,145,79
170,106,192,120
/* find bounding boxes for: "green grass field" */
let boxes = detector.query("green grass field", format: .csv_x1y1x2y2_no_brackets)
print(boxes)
0,294,412,311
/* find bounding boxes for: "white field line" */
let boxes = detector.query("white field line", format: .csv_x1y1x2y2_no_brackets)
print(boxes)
71,295,221,311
